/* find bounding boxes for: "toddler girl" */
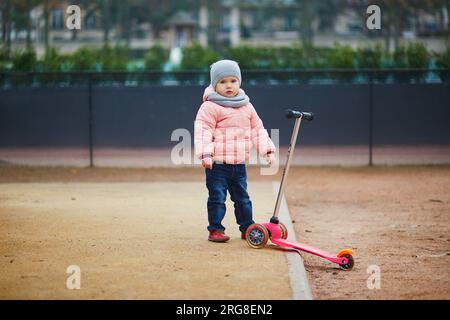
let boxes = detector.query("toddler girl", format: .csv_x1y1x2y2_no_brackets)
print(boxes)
194,60,276,242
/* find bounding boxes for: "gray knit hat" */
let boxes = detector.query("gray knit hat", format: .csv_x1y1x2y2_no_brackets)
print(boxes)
210,60,242,88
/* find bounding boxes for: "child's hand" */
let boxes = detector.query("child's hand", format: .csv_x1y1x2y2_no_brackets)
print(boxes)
265,152,276,165
201,156,213,169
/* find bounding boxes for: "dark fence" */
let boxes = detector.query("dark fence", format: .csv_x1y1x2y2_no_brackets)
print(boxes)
1,70,449,166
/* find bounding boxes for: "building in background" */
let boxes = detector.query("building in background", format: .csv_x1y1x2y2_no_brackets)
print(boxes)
0,0,449,57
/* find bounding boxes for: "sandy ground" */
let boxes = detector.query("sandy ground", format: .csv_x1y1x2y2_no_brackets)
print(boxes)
0,165,449,299
287,166,450,300
0,180,292,299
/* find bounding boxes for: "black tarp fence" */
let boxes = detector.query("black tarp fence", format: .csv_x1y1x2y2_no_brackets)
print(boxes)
1,71,449,166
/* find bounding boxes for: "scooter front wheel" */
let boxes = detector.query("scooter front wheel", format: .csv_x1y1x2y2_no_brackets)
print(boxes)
279,222,288,239
246,224,269,249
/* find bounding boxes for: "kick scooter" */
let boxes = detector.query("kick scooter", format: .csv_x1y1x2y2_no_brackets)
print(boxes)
245,109,354,270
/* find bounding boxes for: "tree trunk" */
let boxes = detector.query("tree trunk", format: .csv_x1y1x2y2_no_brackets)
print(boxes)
2,0,12,58
71,29,78,41
413,7,420,36
43,0,50,52
102,0,110,43
298,3,315,48
122,1,130,45
447,1,450,30
1,3,5,45
394,16,402,51
115,1,122,44
199,0,208,47
384,21,392,53
26,0,32,50
447,0,450,42
438,7,445,31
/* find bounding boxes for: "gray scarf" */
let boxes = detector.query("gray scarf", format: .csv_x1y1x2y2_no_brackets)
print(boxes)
206,89,250,108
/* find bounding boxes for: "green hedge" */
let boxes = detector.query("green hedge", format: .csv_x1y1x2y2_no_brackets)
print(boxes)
0,42,448,73
11,48,37,71
435,47,450,82
435,47,450,69
179,43,220,70
144,44,169,71
0,44,169,72
356,44,385,69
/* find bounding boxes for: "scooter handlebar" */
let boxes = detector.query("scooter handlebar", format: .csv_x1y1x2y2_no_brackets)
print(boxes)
285,109,314,121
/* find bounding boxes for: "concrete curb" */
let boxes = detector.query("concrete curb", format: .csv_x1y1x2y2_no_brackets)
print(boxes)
272,182,313,300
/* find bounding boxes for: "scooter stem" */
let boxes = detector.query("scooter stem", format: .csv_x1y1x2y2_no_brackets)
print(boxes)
271,116,303,222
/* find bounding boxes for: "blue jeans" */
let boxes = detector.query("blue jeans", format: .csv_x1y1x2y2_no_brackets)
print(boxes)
205,162,254,233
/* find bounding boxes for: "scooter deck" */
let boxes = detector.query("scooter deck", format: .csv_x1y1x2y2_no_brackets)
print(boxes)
261,221,349,266
270,237,348,265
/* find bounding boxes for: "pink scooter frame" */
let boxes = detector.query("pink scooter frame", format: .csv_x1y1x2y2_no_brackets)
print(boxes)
245,109,354,270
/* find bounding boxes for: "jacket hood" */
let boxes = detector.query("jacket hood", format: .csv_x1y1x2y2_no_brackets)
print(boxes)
203,85,215,102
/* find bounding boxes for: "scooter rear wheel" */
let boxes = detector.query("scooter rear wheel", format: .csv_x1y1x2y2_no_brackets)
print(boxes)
246,224,269,249
338,253,354,270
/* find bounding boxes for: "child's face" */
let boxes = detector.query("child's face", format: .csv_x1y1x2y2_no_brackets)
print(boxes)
215,76,240,97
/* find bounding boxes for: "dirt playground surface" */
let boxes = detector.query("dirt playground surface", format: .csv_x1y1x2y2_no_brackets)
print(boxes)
1,165,449,299
0,180,293,299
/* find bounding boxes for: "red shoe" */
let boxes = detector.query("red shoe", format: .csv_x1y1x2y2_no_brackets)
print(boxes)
241,232,246,240
208,230,230,242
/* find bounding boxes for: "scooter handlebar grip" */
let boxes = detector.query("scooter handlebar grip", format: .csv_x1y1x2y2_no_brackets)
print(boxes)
285,109,314,121
301,112,314,121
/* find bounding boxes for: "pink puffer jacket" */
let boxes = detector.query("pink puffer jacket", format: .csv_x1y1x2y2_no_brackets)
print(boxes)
194,86,276,164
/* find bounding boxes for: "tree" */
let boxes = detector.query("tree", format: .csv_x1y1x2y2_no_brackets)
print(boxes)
420,0,450,43
100,0,111,43
363,0,448,52
25,0,33,49
294,0,340,47
42,0,50,52
1,0,12,58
